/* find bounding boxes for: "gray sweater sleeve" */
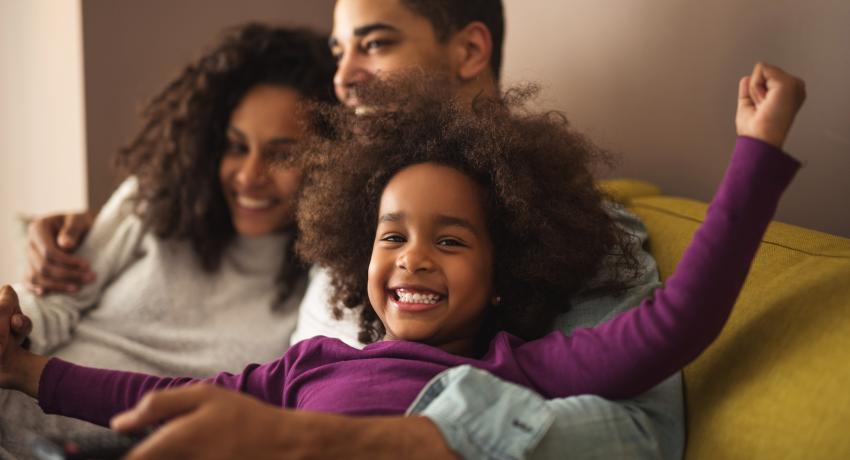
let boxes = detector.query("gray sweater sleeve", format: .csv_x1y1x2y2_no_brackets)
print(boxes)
16,177,147,353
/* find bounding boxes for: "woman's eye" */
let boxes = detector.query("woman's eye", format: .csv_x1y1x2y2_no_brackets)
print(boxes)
265,146,295,165
225,141,248,155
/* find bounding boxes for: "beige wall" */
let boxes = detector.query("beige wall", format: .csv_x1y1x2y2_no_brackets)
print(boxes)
82,0,335,209
502,0,850,237
4,0,846,286
0,0,88,282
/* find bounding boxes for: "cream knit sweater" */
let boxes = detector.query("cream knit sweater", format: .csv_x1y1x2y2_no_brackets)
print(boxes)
1,178,305,458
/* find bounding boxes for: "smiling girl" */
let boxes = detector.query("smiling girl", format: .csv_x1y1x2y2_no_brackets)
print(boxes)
0,62,805,425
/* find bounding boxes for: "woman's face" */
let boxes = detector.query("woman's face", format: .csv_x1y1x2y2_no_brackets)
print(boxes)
367,163,495,355
219,84,304,237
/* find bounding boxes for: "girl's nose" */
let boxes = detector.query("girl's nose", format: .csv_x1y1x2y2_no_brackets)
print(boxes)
396,244,435,273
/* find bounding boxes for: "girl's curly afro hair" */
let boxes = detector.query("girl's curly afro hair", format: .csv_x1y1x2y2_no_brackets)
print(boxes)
296,74,642,345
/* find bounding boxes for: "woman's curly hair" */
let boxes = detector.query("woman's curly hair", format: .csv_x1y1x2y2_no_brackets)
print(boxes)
116,23,336,302
295,75,643,344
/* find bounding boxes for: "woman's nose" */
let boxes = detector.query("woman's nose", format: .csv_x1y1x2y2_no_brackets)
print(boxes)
235,152,269,186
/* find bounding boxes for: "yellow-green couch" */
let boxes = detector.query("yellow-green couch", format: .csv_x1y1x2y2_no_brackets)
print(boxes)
602,179,850,460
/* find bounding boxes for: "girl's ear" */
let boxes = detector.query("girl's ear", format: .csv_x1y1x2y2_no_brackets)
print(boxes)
449,21,494,82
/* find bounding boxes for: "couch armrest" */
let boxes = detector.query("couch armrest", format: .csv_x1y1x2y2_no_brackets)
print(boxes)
627,194,850,460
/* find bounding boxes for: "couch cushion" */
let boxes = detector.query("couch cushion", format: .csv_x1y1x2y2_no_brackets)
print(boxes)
628,195,850,460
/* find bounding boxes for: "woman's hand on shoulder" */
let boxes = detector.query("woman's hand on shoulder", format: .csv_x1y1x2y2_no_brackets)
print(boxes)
736,62,806,149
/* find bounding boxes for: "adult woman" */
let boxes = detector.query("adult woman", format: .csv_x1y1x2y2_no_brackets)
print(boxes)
0,23,334,457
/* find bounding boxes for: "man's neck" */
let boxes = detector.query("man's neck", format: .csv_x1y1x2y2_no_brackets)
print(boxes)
456,71,500,106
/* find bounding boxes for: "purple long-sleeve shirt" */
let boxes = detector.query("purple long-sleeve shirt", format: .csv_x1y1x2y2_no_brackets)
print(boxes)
38,137,800,427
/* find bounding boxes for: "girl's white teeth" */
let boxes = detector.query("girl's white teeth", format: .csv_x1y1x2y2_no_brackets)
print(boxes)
236,195,273,210
395,289,441,304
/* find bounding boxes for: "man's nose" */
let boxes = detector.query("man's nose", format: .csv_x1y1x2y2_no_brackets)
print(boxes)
334,51,371,101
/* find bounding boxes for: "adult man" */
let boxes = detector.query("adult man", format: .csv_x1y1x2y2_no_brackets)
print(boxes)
19,1,682,458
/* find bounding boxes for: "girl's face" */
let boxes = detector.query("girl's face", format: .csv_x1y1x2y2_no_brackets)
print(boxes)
367,163,495,355
220,84,304,237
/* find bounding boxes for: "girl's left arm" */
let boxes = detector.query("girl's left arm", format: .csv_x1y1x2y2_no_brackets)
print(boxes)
515,63,806,400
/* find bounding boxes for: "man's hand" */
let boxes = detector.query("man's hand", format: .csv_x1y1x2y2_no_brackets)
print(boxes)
736,62,806,149
26,211,96,295
111,384,459,460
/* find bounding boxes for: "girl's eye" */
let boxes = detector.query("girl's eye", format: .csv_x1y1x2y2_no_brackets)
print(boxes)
380,234,405,243
437,238,465,248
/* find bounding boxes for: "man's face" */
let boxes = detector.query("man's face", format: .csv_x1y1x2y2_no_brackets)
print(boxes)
330,0,454,108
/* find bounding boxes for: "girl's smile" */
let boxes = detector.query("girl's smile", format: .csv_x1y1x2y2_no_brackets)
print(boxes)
367,162,495,355
387,285,447,312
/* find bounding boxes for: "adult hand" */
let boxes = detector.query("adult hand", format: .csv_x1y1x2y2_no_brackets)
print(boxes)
26,211,96,295
736,62,806,149
111,384,459,460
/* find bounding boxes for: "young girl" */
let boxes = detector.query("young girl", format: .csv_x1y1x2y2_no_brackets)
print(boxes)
0,23,334,455
0,63,805,426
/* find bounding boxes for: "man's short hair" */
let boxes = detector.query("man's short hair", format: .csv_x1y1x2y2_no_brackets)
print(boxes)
401,0,505,80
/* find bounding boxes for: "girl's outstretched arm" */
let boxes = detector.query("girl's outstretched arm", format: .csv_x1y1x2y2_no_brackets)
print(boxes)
737,62,806,149
514,63,806,400
0,285,49,397
33,349,293,428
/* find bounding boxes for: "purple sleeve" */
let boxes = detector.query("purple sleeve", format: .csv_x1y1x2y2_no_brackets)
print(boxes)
38,356,290,427
515,136,800,400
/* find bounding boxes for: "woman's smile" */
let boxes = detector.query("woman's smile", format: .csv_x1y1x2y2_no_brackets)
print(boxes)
233,193,281,212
